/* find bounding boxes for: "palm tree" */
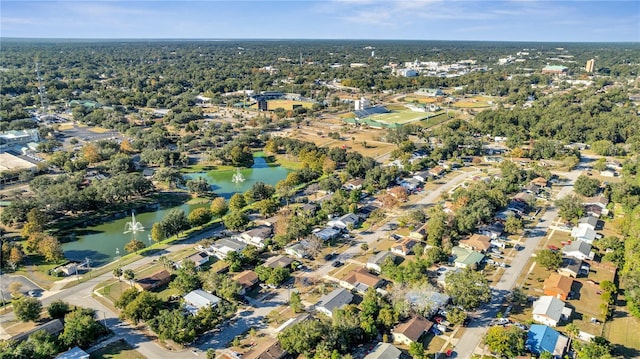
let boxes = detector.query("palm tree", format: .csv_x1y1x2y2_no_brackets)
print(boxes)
113,267,123,282
123,269,135,287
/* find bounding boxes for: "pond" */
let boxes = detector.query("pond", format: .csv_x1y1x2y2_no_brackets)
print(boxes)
62,157,291,266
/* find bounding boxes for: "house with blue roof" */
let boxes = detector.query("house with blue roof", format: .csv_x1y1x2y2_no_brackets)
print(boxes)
526,324,569,358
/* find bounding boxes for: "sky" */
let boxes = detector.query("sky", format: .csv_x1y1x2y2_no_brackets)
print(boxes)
1,1,639,42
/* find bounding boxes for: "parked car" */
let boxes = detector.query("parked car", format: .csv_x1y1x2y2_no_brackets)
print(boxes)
332,260,344,267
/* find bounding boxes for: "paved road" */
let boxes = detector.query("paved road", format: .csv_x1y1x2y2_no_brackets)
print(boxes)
0,224,224,358
453,160,586,358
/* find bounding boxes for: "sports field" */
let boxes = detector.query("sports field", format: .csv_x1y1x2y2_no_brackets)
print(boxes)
266,99,315,111
368,110,428,125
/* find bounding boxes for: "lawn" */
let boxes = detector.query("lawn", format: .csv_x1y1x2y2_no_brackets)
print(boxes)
603,304,640,357
90,339,147,359
402,96,440,104
418,112,450,128
368,111,428,125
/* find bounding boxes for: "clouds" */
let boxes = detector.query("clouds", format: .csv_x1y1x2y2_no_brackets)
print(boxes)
1,0,638,41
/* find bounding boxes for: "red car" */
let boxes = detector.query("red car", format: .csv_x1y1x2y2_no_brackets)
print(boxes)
548,245,560,251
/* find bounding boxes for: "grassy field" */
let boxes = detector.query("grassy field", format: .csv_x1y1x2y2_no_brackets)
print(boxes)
266,99,315,111
90,339,147,359
368,110,428,125
418,112,450,128
603,304,640,357
452,96,493,109
402,96,440,104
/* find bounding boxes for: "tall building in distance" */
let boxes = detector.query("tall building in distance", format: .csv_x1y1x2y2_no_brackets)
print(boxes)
585,59,595,73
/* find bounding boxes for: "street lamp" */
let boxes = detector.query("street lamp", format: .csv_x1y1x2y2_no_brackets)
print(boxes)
115,247,120,261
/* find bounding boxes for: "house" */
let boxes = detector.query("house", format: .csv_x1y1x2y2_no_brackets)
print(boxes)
177,252,209,270
584,204,604,218
459,234,492,252
183,289,221,314
527,324,569,358
451,246,485,269
600,169,616,177
409,223,428,240
340,267,383,294
54,346,89,359
285,242,309,259
570,226,596,244
558,257,583,278
242,339,287,359
561,240,593,261
391,238,419,256
406,290,450,316
543,273,573,300
364,343,402,359
210,238,246,259
344,178,364,190
495,209,518,221
513,192,534,204
399,179,420,192
314,227,341,241
315,288,354,317
239,226,273,248
583,195,609,209
577,216,599,231
358,204,380,219
480,222,505,239
263,254,295,269
531,177,548,187
296,203,317,216
532,296,572,327
392,316,434,345
367,251,396,273
328,213,360,229
57,262,78,276
507,200,528,215
436,267,461,287
233,270,260,295
134,270,172,291
413,170,432,182
429,166,445,178
141,167,156,178
522,183,541,195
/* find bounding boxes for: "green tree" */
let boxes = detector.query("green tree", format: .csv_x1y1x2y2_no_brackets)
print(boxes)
555,194,584,222
115,287,140,309
47,299,70,320
229,193,246,211
13,296,42,322
123,268,136,286
223,210,250,231
446,306,468,327
37,235,64,262
444,269,491,310
504,215,523,234
170,260,201,294
536,249,562,270
124,238,145,253
113,267,123,281
408,341,425,359
150,309,197,344
150,222,166,242
575,336,613,359
210,197,229,217
188,207,213,227
186,177,210,197
16,329,60,359
289,291,303,313
202,272,242,302
121,291,163,324
59,308,105,348
160,208,190,237
484,325,525,358
565,323,580,339
574,175,601,197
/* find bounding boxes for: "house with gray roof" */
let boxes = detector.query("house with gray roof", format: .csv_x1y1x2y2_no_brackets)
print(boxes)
367,251,396,273
314,227,341,241
315,288,354,318
561,240,593,261
328,213,360,229
532,296,572,327
364,343,401,359
209,238,246,259
183,289,221,315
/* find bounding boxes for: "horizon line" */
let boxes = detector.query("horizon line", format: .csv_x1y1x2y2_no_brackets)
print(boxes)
2,37,639,44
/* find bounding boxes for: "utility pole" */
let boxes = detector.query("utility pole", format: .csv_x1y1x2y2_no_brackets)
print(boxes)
35,61,49,115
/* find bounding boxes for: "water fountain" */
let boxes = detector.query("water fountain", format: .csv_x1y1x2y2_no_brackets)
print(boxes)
231,168,246,185
124,212,144,234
